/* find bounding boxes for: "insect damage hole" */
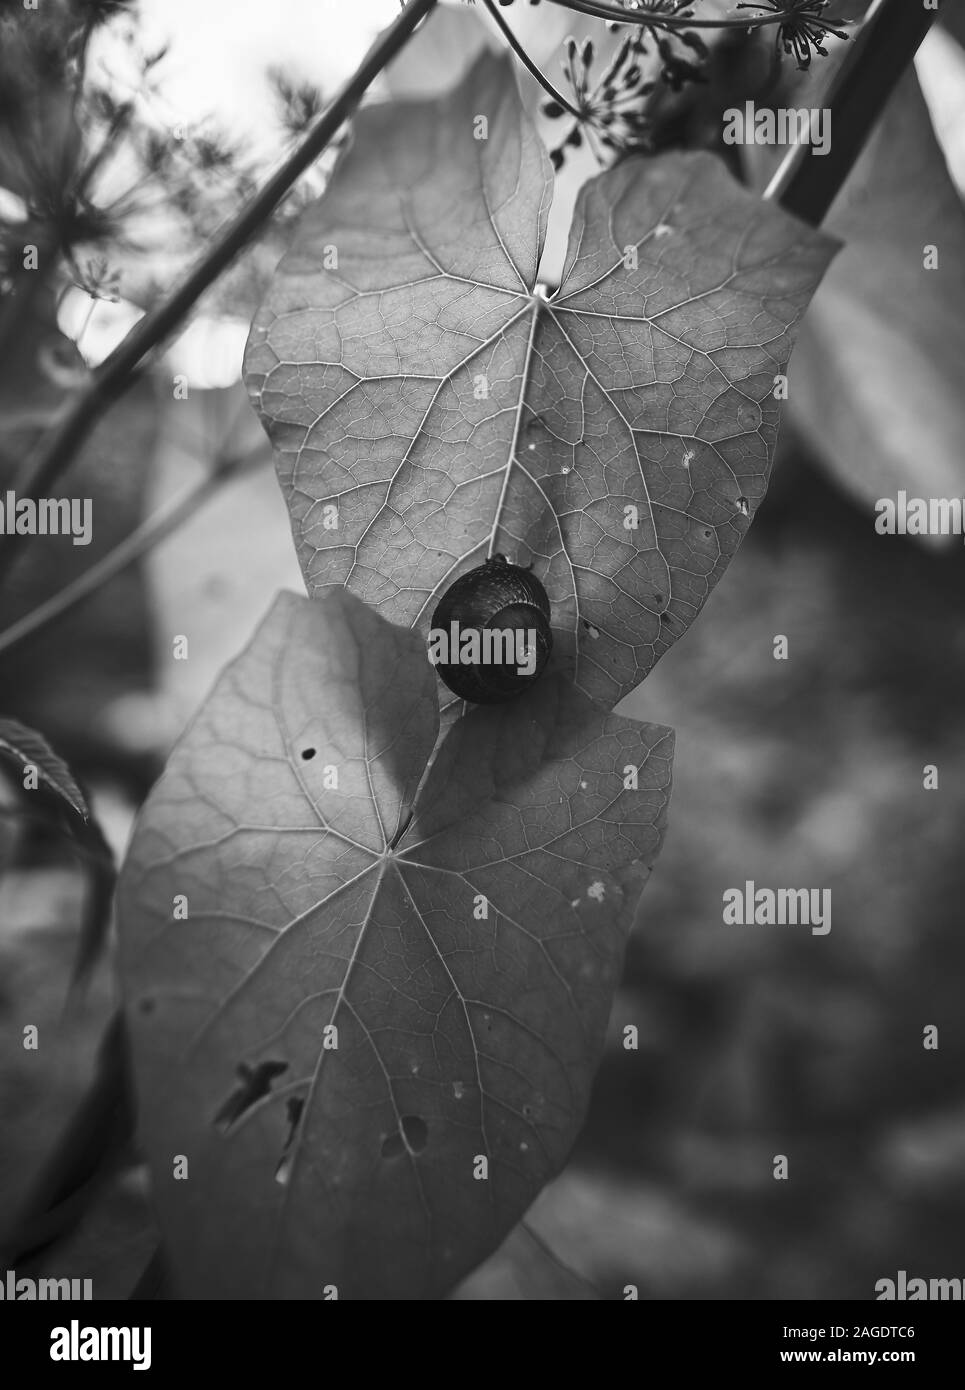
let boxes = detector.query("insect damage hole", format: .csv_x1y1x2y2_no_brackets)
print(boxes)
213,1059,288,1134
381,1114,428,1159
275,1095,306,1186
300,747,317,761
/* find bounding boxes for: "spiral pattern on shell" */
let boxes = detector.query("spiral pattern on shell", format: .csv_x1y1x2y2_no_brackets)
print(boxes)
428,554,553,704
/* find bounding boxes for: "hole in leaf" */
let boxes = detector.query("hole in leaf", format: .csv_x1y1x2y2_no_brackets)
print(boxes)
214,1058,288,1134
300,747,316,761
402,1115,428,1152
283,1095,304,1147
275,1096,305,1185
381,1114,428,1159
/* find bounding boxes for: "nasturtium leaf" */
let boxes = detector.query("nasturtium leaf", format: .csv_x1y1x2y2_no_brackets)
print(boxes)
117,590,673,1299
385,0,497,100
244,53,836,710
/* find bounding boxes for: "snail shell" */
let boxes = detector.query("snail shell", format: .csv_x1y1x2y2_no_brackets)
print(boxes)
429,554,553,704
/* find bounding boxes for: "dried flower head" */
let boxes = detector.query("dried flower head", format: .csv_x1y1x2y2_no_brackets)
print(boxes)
542,35,653,168
737,0,849,70
535,0,709,169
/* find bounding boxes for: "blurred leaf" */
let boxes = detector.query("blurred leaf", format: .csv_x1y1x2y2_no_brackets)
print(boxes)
141,383,303,752
246,55,835,710
918,24,965,197
451,1219,602,1300
454,1167,742,1299
786,71,965,527
941,1,965,47
117,588,673,1298
0,1012,133,1269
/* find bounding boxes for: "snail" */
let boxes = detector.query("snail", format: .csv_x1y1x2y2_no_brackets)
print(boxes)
428,554,553,704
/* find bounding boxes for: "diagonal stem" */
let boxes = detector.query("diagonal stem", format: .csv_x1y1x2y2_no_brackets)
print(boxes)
765,0,942,224
0,0,438,592
0,448,266,659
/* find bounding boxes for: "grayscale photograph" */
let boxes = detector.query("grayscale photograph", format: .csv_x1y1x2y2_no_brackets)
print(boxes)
0,0,961,1355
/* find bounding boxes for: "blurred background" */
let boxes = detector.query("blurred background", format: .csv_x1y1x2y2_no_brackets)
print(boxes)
1,0,964,1299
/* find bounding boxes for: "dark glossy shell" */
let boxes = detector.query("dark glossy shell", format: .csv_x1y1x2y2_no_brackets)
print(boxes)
429,554,553,704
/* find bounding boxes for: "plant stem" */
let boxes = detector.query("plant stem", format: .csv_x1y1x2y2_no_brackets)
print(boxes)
481,0,582,117
544,0,814,31
0,447,265,659
0,0,438,592
765,0,941,225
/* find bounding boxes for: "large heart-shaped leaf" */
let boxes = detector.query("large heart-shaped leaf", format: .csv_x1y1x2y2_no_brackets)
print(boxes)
117,590,673,1298
244,53,836,709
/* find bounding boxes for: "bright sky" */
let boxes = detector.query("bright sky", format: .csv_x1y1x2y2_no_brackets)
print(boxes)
70,1,415,381
131,0,417,161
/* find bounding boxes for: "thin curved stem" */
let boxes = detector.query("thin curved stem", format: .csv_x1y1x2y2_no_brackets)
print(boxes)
481,0,582,118
544,0,815,31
